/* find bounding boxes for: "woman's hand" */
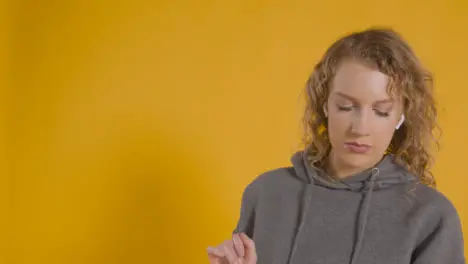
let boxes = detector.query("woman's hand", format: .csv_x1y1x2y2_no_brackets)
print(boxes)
207,233,257,264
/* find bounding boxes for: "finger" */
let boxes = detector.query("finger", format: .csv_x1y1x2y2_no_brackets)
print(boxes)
240,233,257,263
207,246,225,258
232,233,245,257
207,253,221,264
207,246,225,264
222,240,240,264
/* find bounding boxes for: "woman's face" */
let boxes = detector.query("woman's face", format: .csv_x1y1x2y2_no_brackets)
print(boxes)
326,60,403,170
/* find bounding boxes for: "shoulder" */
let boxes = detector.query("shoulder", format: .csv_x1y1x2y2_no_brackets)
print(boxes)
410,183,464,259
412,183,461,222
241,166,299,197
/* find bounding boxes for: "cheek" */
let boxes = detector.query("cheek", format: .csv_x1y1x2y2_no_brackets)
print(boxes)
372,123,396,149
327,114,351,145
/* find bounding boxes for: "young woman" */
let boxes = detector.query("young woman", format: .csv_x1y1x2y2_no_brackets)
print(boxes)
207,28,465,264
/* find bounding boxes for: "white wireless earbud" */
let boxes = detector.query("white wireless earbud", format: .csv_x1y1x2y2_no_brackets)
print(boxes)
323,106,328,117
396,114,405,130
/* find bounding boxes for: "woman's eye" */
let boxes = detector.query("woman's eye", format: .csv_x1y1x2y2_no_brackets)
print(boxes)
375,110,390,117
337,105,353,111
337,105,391,118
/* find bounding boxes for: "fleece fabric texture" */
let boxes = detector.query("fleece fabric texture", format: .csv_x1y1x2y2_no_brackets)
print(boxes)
234,150,465,264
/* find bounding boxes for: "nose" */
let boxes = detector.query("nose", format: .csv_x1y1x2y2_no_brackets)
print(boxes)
350,112,370,136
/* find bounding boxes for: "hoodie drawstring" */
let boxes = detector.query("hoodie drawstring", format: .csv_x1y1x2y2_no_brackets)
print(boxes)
349,167,380,264
288,151,381,264
288,151,413,264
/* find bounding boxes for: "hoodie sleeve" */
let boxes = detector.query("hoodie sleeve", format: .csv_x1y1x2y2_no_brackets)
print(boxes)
233,181,258,238
411,202,465,264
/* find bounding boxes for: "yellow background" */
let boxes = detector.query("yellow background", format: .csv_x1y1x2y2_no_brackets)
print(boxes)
5,0,467,263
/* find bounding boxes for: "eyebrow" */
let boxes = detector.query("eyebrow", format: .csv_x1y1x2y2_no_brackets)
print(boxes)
334,91,393,104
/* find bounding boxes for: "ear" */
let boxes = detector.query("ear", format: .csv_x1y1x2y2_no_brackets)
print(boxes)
396,114,405,130
323,105,328,118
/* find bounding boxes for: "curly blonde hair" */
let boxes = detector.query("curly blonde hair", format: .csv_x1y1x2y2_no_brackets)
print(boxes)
302,28,440,187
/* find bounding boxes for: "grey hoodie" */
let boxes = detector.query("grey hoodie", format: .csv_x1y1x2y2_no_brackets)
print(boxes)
234,150,465,264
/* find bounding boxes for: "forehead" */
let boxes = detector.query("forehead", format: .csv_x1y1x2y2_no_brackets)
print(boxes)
331,60,392,101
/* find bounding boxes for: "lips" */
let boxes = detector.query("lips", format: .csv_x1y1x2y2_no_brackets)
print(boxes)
344,142,371,154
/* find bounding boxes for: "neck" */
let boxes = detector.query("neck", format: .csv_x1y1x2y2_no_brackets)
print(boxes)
325,150,380,179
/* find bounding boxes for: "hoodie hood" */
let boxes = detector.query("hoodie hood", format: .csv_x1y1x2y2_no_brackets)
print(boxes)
286,150,417,264
291,150,416,191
